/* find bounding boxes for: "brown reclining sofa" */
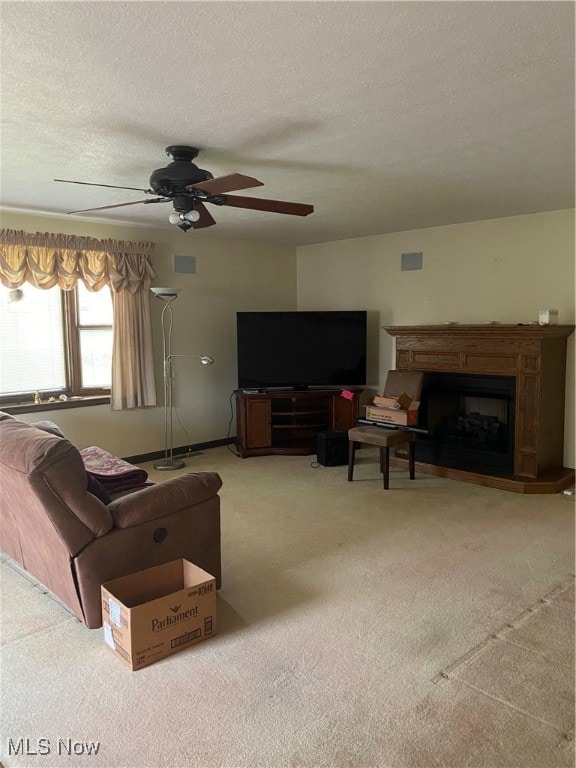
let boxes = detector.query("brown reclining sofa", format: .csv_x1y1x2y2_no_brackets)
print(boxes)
0,412,222,629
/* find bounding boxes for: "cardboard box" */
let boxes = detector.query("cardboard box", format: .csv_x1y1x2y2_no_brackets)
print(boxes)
365,402,420,426
101,559,217,671
373,392,412,410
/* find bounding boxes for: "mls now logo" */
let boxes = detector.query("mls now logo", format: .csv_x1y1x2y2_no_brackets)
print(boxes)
7,737,100,756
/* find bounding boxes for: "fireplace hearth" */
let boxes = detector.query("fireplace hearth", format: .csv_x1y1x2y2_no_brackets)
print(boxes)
384,324,574,493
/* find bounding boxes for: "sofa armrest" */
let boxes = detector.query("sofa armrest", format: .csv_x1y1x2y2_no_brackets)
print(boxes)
107,472,222,529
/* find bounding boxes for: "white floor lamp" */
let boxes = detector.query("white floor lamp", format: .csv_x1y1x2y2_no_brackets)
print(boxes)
150,287,214,471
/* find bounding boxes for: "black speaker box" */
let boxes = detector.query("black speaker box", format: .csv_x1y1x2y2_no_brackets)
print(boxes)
316,431,349,466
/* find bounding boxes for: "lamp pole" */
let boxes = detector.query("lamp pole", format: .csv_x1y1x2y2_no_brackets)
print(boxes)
150,288,214,471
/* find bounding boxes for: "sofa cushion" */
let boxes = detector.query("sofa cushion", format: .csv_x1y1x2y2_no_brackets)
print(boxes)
109,472,223,529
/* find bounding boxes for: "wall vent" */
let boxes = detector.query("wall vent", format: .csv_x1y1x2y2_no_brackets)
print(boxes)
401,252,423,271
173,255,196,274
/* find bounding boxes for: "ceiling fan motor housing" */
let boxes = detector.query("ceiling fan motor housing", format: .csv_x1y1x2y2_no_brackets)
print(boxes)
172,194,195,213
149,146,213,198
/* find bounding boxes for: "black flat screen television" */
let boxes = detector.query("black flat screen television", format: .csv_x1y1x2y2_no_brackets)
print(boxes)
236,310,367,390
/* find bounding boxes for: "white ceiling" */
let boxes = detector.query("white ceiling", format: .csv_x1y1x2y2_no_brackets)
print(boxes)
1,1,574,246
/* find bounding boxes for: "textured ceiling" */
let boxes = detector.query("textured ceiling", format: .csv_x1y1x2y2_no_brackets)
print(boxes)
1,1,574,246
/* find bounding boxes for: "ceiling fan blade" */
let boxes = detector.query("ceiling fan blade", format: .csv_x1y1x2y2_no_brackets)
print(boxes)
67,198,168,215
221,194,314,217
192,202,217,229
55,179,153,193
187,173,264,195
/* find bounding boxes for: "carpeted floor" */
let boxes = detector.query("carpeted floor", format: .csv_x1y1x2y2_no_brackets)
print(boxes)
1,445,574,768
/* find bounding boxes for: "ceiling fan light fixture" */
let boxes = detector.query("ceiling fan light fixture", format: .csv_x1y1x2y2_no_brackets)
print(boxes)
168,209,201,226
183,209,201,223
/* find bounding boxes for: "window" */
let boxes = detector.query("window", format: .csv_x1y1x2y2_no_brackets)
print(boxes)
0,283,113,403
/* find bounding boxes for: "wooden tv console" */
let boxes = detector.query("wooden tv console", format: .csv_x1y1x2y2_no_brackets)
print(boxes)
235,388,362,457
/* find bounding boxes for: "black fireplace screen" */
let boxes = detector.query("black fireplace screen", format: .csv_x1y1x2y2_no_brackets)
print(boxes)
416,373,516,476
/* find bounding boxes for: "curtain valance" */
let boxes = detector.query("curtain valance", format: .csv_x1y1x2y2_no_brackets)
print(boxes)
0,228,157,409
0,229,156,291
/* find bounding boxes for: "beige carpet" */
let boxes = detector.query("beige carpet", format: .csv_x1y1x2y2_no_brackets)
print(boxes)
1,446,574,768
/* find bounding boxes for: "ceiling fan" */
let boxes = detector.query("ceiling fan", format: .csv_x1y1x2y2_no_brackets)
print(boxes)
54,146,314,231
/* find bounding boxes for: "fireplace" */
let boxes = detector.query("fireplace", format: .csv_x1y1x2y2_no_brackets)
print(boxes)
384,324,574,493
417,372,515,476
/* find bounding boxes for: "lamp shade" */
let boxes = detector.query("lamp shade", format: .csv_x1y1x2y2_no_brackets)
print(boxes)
150,287,181,299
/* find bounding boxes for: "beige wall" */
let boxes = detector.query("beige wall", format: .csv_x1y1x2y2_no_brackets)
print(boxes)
1,211,296,457
297,210,575,468
3,208,574,468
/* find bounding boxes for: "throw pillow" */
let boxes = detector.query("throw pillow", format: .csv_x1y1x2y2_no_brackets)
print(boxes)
31,420,66,438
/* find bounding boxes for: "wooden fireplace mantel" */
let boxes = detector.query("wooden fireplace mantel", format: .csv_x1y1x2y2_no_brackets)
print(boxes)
384,324,575,493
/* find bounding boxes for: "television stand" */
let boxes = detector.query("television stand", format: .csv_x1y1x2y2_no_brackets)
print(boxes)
235,388,362,457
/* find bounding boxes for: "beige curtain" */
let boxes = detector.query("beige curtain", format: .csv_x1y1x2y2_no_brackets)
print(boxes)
0,229,157,410
109,253,157,410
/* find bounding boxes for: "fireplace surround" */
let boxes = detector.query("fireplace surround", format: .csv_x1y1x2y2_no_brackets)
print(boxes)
384,324,574,493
